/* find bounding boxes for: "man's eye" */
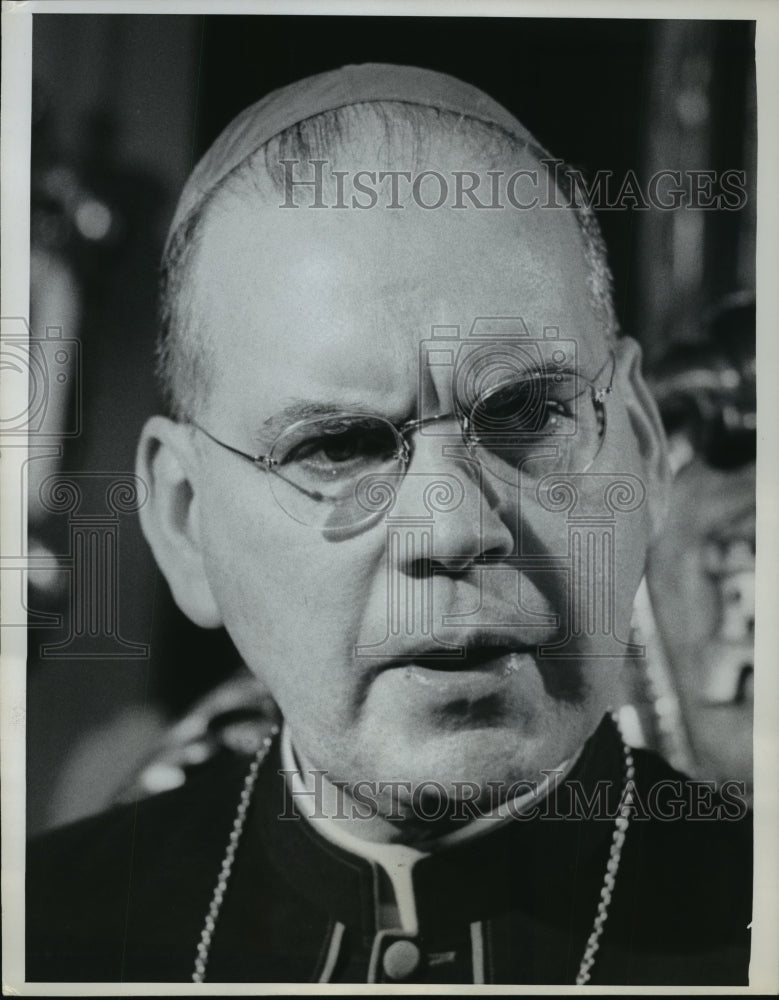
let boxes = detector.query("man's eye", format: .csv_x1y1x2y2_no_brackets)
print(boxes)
284,427,394,469
320,436,362,463
472,378,577,436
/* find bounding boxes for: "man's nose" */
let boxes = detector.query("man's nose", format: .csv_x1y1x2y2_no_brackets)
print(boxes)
388,430,515,574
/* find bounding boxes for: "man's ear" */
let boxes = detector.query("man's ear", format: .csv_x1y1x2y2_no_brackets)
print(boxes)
613,336,672,539
136,416,223,628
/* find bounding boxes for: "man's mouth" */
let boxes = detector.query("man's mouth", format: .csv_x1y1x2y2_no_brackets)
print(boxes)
352,620,562,705
365,642,543,700
394,645,531,672
407,652,539,707
366,630,547,671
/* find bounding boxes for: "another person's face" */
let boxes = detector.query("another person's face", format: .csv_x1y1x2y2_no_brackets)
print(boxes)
648,456,754,797
185,155,655,801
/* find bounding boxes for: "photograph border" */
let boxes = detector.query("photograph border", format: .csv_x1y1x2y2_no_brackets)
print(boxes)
2,0,777,994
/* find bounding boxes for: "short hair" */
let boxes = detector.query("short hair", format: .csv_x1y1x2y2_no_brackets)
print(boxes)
157,102,618,421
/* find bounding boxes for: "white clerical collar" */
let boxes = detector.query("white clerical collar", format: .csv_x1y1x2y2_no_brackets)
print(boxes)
280,725,580,933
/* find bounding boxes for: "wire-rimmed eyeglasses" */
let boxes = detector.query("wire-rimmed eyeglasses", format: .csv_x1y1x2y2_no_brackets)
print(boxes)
187,351,616,529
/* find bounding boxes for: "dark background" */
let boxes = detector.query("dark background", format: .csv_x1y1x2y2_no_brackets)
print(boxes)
28,14,756,833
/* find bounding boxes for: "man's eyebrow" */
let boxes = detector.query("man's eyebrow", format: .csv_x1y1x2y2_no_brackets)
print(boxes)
252,357,599,445
254,399,389,444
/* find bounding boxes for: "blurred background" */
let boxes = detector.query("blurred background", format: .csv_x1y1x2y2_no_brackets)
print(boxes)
26,14,756,833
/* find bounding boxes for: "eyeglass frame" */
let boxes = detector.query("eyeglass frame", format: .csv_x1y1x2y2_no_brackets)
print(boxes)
185,349,616,507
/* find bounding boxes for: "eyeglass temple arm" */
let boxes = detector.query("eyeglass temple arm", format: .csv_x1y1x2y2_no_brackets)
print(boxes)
593,350,617,404
187,421,328,503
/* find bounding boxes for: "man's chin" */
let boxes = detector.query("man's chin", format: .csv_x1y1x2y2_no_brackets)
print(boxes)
349,680,602,783
345,723,581,802
323,738,577,844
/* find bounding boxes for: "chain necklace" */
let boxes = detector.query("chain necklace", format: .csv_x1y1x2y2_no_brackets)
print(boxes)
576,729,635,985
192,718,635,985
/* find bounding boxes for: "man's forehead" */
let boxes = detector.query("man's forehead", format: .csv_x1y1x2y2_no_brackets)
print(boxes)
194,188,595,327
190,194,606,432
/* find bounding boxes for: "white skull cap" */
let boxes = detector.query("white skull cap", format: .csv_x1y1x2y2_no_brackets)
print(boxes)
166,62,546,250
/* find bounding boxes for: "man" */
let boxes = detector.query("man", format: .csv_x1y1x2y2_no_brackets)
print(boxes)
26,64,752,985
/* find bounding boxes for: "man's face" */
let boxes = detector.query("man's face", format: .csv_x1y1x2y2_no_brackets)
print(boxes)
185,162,655,803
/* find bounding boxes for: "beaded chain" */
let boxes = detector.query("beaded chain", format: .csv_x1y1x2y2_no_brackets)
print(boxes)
192,717,634,985
192,725,279,983
575,729,635,985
